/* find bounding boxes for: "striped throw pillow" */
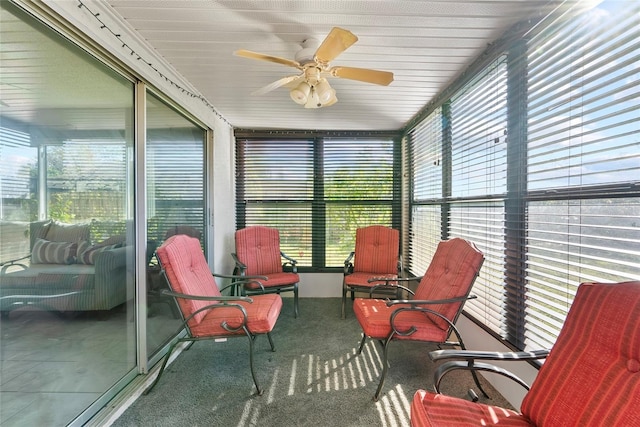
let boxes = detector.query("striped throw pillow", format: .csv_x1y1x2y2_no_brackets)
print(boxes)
31,238,77,264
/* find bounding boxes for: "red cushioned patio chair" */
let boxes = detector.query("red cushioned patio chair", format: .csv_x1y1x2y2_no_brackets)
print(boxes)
411,280,640,426
354,237,484,401
343,225,402,319
232,226,300,317
143,234,283,396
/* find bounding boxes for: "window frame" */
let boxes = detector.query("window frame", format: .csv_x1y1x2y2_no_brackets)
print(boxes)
235,131,402,271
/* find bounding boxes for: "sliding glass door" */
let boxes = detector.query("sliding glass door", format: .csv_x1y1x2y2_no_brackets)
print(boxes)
0,2,136,425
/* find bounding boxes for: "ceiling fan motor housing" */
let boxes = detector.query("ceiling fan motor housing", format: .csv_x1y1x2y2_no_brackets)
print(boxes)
295,38,320,64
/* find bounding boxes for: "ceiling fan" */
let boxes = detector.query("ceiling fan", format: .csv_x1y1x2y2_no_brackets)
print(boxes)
234,27,394,109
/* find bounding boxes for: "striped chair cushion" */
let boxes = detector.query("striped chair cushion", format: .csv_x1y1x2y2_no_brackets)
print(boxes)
354,298,449,342
353,225,399,275
156,234,222,326
235,226,283,275
411,390,531,427
412,238,483,330
410,281,640,426
190,293,282,337
520,281,640,426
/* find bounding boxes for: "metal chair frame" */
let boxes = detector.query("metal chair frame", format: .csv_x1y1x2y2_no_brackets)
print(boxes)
356,252,485,401
144,268,276,396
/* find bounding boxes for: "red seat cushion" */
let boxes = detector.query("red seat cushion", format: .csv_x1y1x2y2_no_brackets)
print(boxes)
520,281,640,426
190,293,282,337
353,298,449,342
411,390,532,427
410,281,640,427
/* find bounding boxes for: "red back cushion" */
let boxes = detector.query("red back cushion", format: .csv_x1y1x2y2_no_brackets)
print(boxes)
521,281,640,426
235,226,283,275
413,238,484,330
353,225,399,274
156,234,221,326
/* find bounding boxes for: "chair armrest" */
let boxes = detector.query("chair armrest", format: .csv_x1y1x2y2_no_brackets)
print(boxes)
231,253,247,274
431,349,550,393
430,348,550,362
368,283,414,298
368,276,422,284
213,273,268,294
368,276,420,297
160,288,254,303
94,246,128,277
386,294,476,307
0,255,30,274
343,252,355,274
213,273,268,281
280,251,298,273
280,251,297,265
161,289,254,332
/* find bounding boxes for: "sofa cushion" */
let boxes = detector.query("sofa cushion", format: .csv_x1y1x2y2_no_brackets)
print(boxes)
45,221,90,243
31,239,78,264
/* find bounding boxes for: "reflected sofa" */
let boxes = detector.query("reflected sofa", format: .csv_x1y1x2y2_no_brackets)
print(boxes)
0,219,129,317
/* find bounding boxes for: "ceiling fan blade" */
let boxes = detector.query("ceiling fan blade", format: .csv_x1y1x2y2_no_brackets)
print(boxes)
234,49,301,69
314,27,358,64
252,74,304,95
330,66,394,86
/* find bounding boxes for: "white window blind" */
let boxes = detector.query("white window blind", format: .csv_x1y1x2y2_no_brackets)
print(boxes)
408,107,444,276
525,0,640,350
448,56,508,337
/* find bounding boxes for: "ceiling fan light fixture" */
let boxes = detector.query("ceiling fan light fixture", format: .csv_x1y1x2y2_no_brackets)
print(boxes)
304,88,321,109
315,79,334,104
290,81,311,105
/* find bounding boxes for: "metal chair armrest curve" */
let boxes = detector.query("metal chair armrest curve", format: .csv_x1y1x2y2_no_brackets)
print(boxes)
386,294,476,307
430,348,550,362
434,360,533,393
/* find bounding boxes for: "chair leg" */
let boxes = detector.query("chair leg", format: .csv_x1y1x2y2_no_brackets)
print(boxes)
294,284,299,318
341,283,348,319
449,323,490,399
143,340,180,395
373,334,393,401
245,327,263,396
470,369,490,399
357,333,367,354
266,331,276,352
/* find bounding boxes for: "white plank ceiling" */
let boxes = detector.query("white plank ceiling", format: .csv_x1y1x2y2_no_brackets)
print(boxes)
3,1,584,132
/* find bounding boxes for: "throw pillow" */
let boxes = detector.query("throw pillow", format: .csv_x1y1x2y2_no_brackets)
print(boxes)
77,243,120,265
31,238,77,264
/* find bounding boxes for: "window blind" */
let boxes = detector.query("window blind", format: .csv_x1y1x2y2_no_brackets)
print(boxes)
448,55,508,338
236,136,399,269
408,107,444,275
524,0,640,350
0,126,35,206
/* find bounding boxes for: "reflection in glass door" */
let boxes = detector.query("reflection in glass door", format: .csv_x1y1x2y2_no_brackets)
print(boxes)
0,2,136,425
145,92,206,357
